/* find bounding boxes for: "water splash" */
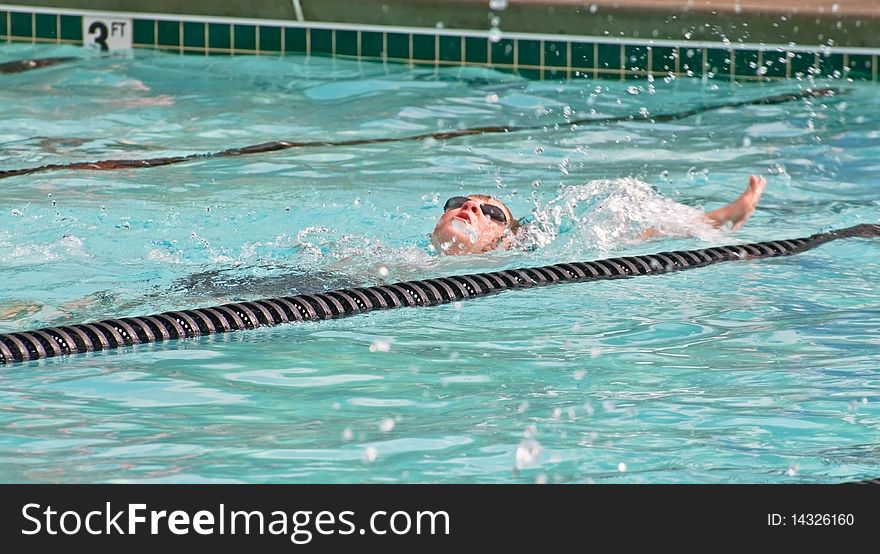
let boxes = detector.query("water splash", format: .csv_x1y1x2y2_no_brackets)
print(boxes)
284,228,432,283
513,178,724,253
0,231,92,264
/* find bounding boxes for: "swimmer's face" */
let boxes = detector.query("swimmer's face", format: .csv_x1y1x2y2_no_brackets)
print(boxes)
431,195,514,255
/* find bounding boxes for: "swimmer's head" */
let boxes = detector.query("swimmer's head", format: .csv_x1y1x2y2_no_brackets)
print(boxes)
431,194,519,255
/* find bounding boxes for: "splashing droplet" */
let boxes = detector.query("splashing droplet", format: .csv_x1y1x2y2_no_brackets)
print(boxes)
362,446,377,463
379,418,395,432
558,160,569,176
515,439,542,469
369,339,391,353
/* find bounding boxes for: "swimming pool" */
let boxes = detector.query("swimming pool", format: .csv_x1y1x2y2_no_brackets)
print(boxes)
1,43,878,483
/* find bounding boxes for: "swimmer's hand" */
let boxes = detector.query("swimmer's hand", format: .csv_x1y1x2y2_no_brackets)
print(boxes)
639,174,767,241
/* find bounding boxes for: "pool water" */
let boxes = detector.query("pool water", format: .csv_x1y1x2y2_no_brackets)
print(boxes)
1,44,878,483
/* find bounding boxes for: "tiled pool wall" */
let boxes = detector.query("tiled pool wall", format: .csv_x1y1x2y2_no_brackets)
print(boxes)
1,2,878,81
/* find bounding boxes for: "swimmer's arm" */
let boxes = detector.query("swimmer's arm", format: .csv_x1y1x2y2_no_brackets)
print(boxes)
638,227,660,240
0,302,43,320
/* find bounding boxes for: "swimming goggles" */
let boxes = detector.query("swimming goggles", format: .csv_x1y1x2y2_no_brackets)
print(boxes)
443,196,508,225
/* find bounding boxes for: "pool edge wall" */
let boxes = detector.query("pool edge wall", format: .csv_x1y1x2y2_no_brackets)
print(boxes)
1,0,878,81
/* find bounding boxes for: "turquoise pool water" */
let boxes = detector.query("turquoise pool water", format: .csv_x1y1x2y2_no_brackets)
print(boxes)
1,44,878,483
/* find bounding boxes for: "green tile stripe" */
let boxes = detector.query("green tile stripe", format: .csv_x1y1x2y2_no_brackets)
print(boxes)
0,10,80,45
1,7,878,82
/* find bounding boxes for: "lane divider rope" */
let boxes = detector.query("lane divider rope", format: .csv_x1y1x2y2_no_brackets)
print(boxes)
1,223,877,365
0,84,839,179
0,56,78,74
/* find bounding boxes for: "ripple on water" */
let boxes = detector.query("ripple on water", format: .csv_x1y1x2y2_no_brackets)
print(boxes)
225,369,384,388
347,397,415,407
43,372,248,408
94,443,208,459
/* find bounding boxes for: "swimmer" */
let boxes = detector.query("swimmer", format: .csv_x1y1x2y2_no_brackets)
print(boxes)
431,175,767,255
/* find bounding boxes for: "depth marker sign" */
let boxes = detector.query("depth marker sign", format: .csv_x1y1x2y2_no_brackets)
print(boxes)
83,16,133,51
